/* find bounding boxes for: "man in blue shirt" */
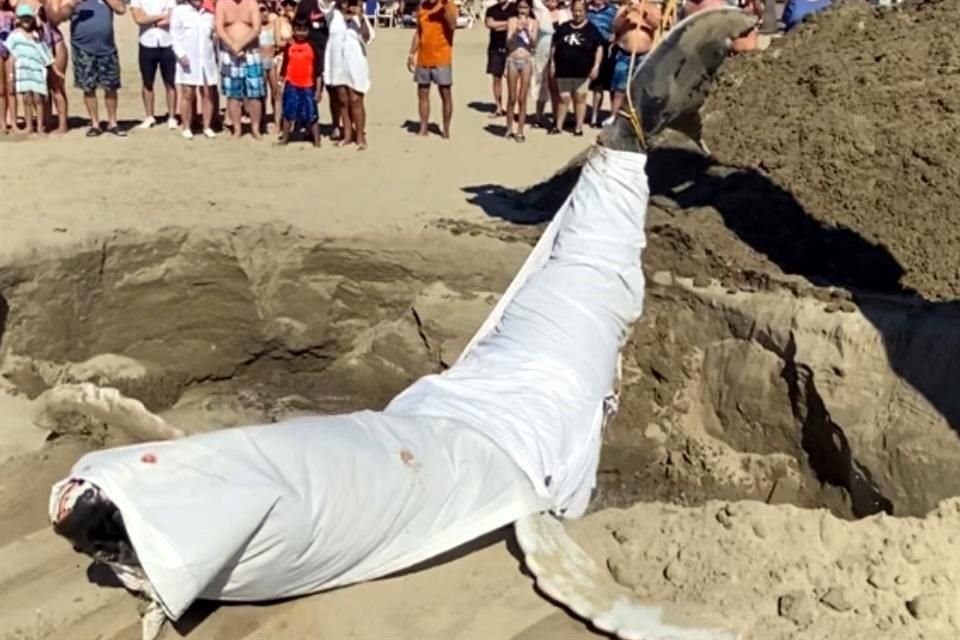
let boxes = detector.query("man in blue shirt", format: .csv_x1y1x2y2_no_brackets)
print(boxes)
586,0,616,128
48,0,129,136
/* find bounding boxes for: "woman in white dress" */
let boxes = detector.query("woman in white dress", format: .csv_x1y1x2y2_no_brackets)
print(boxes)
322,0,374,149
171,0,219,139
532,0,569,129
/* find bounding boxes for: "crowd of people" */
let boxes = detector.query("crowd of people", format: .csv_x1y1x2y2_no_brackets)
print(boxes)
0,0,772,143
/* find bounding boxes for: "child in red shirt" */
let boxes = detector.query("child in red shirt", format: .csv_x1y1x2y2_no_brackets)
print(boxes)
279,18,322,146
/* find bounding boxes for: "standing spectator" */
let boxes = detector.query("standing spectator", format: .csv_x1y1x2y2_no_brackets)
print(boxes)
324,0,372,149
483,0,515,117
531,0,568,129
0,0,14,132
6,3,59,133
39,6,68,134
258,2,278,130
130,0,178,129
549,0,601,135
585,0,615,127
294,0,335,135
171,0,218,138
607,0,659,126
216,0,265,139
48,0,128,136
278,16,321,145
503,0,535,141
406,0,456,138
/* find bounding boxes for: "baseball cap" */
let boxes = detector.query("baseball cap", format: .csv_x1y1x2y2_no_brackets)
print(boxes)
16,3,36,17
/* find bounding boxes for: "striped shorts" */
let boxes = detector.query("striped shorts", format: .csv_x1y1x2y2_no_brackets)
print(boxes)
220,49,266,100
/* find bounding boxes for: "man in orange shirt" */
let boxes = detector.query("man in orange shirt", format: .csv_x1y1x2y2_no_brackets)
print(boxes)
407,0,457,138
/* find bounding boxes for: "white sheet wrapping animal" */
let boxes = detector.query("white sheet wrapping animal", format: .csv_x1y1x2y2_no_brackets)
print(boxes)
49,146,650,621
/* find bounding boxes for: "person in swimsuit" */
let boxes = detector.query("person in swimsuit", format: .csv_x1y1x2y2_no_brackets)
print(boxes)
504,0,536,141
38,4,68,133
607,0,659,126
258,2,278,130
215,0,265,139
295,0,336,136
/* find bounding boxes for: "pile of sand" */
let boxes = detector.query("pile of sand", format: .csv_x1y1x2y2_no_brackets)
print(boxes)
702,0,960,300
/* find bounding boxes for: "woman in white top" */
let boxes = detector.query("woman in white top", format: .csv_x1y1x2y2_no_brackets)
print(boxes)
532,0,569,129
322,0,373,149
170,0,219,139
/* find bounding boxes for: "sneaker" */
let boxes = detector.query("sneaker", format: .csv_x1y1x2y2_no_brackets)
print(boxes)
168,118,179,130
138,117,156,129
202,128,216,139
181,129,194,140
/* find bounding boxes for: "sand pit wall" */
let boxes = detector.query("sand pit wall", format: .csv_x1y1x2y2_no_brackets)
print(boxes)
1,222,957,521
0,226,506,441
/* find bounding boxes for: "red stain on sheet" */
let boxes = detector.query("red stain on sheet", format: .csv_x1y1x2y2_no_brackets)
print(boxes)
141,453,158,464
400,449,415,465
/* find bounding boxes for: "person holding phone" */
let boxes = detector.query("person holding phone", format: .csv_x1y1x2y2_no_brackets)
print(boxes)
407,0,457,138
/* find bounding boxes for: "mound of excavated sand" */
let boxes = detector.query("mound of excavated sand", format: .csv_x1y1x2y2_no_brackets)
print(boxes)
702,0,960,300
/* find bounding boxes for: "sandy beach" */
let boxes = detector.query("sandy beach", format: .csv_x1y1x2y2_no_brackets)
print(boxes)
1,3,959,640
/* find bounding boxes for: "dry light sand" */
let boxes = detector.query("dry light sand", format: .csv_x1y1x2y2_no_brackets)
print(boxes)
2,7,959,640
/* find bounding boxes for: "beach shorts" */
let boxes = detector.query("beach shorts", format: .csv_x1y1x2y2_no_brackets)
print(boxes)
486,48,507,78
590,46,614,92
139,45,177,88
414,65,452,87
556,77,589,95
611,47,644,93
72,46,122,92
220,49,266,100
282,84,318,124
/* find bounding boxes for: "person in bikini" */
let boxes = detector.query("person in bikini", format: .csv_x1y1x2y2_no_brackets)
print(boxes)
258,2,277,131
504,0,536,141
607,0,659,126
215,0,265,139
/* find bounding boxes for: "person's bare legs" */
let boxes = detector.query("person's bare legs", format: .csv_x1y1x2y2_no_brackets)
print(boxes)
548,73,560,126
0,63,7,133
555,91,571,132
505,63,518,137
327,84,341,139
573,91,587,133
416,84,430,136
610,90,624,123
278,117,291,145
35,92,48,133
516,62,531,139
269,67,280,131
7,58,19,128
141,81,156,122
491,74,504,115
309,120,321,147
164,81,176,124
200,86,214,131
179,85,195,132
334,86,352,145
22,93,35,133
51,43,68,133
590,89,603,126
439,85,452,139
245,97,262,139
105,90,119,129
350,89,366,150
83,90,100,130
227,98,243,138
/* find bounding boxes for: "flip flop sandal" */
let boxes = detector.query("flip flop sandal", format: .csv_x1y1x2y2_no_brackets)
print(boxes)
105,126,127,137
573,129,584,137
547,128,561,135
86,127,103,137
516,134,526,143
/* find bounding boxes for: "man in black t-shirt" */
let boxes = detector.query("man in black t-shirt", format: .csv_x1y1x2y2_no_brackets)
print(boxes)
484,0,517,116
549,0,602,136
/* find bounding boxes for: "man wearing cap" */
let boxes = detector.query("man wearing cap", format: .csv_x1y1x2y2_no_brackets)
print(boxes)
48,0,128,136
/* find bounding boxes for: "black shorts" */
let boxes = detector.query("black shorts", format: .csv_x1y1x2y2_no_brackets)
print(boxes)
138,45,176,88
590,46,614,92
486,48,507,78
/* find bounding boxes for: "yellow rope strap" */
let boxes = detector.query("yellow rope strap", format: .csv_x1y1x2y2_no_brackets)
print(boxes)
618,0,678,147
